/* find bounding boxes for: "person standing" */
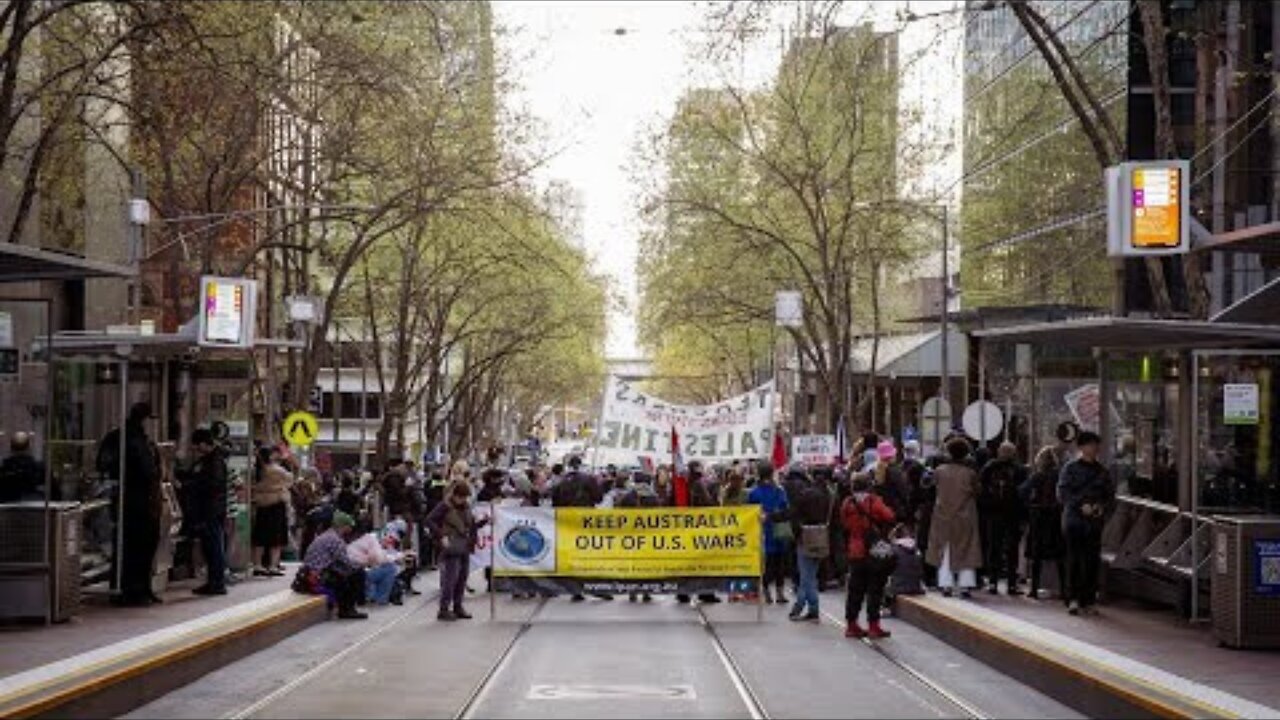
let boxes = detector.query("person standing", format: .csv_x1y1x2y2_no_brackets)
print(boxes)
789,471,832,622
252,446,293,577
872,440,910,520
748,463,790,605
1058,432,1113,616
425,480,488,621
978,442,1028,595
619,472,661,602
1021,446,1066,601
186,428,229,596
841,472,896,639
926,438,982,598
0,431,45,503
107,402,161,606
551,457,604,602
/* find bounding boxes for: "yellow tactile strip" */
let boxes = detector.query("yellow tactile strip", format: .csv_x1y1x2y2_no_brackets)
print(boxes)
898,595,1275,720
0,593,325,719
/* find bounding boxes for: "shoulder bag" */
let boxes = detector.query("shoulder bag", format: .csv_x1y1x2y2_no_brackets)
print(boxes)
799,493,835,559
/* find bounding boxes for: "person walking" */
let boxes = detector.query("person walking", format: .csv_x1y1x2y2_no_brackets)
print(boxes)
789,471,833,621
978,442,1028,595
252,445,293,577
1020,446,1066,601
425,480,488,621
841,472,897,639
186,428,229,596
926,437,982,598
1058,432,1113,616
748,463,790,605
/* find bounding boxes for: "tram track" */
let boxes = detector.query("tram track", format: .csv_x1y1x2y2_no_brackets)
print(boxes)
819,609,989,720
695,604,771,720
454,596,549,720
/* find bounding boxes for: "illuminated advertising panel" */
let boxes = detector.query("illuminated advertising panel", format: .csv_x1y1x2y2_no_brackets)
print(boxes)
1107,160,1190,257
197,276,257,348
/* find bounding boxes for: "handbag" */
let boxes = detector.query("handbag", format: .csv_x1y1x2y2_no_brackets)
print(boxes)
772,518,794,543
799,493,836,559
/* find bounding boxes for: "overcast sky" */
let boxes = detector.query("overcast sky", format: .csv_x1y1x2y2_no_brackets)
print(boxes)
493,1,962,359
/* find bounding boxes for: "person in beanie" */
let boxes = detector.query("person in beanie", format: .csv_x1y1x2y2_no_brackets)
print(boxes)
301,511,366,619
841,471,896,639
425,480,488,621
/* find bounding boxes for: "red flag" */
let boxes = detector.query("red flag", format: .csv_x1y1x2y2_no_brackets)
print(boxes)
672,427,690,507
771,431,788,470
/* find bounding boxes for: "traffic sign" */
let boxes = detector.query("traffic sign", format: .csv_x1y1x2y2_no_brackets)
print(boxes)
962,400,1004,442
283,410,319,447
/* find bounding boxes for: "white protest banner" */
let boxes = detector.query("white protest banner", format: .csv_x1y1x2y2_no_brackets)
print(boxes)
792,435,836,466
593,376,775,468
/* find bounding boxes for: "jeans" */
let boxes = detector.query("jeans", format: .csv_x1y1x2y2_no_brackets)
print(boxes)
198,520,227,591
1065,524,1102,607
439,554,470,612
365,562,398,604
846,558,890,623
793,549,820,614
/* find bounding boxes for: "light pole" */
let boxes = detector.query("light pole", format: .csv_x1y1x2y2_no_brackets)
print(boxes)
939,204,951,407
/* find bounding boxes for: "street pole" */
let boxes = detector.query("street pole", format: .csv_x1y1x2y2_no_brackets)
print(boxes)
939,204,950,409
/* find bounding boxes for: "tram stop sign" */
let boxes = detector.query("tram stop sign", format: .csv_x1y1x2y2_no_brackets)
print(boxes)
283,410,319,447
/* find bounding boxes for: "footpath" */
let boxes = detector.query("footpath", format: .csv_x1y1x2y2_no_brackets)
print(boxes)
0,570,326,719
896,591,1280,719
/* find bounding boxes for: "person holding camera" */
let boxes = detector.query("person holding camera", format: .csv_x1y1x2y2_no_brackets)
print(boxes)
1057,431,1114,616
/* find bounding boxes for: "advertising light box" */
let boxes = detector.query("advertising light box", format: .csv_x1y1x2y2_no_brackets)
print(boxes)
197,276,257,349
1107,160,1190,257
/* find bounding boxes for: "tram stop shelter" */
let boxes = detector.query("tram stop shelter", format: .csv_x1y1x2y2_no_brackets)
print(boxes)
971,316,1280,624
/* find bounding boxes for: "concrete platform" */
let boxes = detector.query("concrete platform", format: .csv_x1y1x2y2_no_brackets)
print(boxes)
897,592,1280,719
0,572,327,719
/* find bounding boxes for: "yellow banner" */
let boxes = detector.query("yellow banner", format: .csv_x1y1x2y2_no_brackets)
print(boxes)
492,506,762,580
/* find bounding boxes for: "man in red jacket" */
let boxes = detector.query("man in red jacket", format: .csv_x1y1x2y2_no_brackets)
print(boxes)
841,472,896,639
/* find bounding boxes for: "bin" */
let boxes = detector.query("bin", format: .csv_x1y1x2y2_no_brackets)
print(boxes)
0,502,82,622
1211,515,1280,649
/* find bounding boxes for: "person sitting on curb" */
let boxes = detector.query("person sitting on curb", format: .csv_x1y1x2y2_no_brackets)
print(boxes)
346,525,403,606
295,511,367,620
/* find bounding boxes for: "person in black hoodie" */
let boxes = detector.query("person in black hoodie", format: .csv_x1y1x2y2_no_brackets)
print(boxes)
978,442,1028,595
1057,432,1113,615
109,402,161,606
184,428,229,596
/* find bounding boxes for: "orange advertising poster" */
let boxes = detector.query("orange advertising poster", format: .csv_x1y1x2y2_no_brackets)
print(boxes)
1131,167,1181,248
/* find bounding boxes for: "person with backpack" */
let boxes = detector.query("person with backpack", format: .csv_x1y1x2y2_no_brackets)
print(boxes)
978,442,1028,595
789,471,833,622
840,471,897,639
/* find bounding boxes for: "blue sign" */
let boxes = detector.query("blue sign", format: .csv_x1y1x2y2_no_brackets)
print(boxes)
901,425,919,443
1255,539,1280,597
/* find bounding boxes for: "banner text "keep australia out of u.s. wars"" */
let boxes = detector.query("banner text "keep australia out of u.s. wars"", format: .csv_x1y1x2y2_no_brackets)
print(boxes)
593,377,775,464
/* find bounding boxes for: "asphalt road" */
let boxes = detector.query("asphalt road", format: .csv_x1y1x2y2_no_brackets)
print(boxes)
126,584,1080,720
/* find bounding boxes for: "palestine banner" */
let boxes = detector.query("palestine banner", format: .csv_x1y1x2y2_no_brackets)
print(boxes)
593,376,775,469
491,505,762,596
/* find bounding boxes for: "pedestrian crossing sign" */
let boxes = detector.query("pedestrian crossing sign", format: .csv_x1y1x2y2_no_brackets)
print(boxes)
283,410,319,447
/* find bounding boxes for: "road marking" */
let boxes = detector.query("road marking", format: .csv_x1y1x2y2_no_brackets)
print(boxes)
527,684,696,700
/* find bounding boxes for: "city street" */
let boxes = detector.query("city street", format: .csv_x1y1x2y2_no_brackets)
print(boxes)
125,587,1077,720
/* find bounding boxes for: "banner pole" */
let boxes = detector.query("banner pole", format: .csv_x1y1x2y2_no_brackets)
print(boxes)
590,378,611,471
757,507,765,624
489,500,496,622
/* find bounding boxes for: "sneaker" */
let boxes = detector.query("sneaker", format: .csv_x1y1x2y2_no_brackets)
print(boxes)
788,608,805,621
252,567,272,577
1067,601,1080,616
774,593,789,605
802,611,820,622
437,609,457,621
844,622,867,639
571,594,586,603
454,608,473,619
193,585,227,596
867,622,891,639
337,609,369,620
642,594,652,603
763,588,774,604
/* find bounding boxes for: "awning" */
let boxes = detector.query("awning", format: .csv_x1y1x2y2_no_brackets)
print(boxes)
0,243,136,282
972,316,1280,350
850,329,968,378
1210,277,1280,325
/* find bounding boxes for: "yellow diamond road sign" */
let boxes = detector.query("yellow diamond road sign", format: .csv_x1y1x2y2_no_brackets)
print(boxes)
283,410,319,447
